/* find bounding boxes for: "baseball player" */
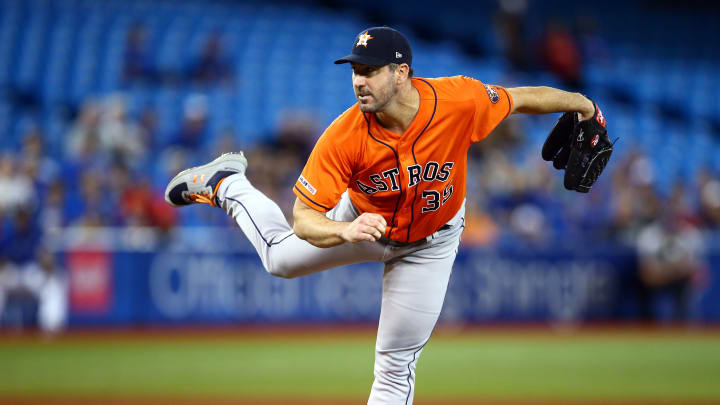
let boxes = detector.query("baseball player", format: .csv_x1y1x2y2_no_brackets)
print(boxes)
165,27,605,405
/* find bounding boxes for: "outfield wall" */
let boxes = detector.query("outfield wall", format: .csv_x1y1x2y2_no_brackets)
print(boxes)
54,228,720,326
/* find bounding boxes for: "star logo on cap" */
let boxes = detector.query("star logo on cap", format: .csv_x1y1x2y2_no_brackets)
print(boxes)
356,31,374,47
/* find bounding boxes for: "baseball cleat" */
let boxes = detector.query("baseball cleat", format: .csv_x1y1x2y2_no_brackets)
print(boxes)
164,152,247,207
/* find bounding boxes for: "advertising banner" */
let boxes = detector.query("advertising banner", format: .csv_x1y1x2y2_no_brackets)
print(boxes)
64,243,718,325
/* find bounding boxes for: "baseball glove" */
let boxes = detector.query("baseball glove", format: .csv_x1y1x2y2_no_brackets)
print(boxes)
542,100,615,193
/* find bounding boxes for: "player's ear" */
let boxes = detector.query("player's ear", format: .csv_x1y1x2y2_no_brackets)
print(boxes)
396,63,410,83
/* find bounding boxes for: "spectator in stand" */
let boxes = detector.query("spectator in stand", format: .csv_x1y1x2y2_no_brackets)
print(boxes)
272,111,318,159
248,112,318,218
113,161,176,229
33,250,68,333
211,127,241,159
138,105,160,153
2,208,41,270
0,256,31,328
189,33,235,86
0,208,43,329
0,257,7,323
169,94,209,152
123,22,156,83
0,154,35,216
38,179,65,234
608,151,662,243
65,99,102,162
493,0,531,72
635,209,706,322
71,171,110,227
699,169,720,228
20,125,58,189
540,20,584,90
98,94,146,166
0,212,66,332
576,15,611,66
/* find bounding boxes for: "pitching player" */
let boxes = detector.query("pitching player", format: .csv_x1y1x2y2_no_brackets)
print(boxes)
165,27,600,405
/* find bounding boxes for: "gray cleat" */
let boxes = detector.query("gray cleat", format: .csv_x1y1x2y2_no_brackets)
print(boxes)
164,152,247,207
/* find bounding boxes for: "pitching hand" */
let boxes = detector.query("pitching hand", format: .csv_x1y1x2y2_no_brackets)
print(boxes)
341,213,387,243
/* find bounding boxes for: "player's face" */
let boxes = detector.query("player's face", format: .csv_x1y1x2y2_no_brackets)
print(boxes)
351,64,398,113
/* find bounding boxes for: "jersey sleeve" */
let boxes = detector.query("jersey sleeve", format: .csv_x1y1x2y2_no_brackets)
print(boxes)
464,77,514,143
293,129,354,212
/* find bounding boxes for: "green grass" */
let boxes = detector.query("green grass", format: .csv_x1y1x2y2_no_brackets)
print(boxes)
418,333,720,401
0,337,375,399
1,329,719,402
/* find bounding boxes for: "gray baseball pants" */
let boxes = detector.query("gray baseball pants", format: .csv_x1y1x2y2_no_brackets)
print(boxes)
217,173,464,405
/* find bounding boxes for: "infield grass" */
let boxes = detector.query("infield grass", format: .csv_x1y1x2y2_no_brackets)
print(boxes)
1,327,719,403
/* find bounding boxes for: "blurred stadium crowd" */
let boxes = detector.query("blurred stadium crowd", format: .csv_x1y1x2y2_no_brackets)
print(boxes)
1,0,719,330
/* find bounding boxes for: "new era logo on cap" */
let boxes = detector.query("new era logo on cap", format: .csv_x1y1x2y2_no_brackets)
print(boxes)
335,26,412,67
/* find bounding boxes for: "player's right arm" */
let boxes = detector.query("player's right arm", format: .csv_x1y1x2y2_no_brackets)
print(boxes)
292,106,387,248
293,198,387,248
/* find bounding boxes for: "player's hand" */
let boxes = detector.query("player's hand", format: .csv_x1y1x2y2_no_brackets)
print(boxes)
341,213,387,243
577,97,596,121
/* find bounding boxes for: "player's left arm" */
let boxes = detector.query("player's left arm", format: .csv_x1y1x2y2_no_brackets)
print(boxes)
507,86,595,120
510,85,614,193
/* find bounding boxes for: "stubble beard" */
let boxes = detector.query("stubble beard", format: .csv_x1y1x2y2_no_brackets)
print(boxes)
358,78,398,113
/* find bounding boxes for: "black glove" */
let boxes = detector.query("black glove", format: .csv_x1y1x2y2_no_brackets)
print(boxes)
542,100,615,193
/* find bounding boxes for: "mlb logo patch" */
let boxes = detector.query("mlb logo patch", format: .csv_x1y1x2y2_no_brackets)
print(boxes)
298,175,317,195
484,84,500,104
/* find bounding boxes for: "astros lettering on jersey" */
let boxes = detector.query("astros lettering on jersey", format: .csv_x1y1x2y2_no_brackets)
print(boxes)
294,75,513,243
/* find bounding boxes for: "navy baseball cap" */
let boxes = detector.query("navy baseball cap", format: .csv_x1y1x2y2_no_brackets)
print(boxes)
334,27,412,67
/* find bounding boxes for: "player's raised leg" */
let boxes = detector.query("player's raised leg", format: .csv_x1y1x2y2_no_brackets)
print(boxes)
164,152,384,278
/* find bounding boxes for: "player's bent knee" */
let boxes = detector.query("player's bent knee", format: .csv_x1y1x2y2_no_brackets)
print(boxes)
265,260,305,279
265,265,297,279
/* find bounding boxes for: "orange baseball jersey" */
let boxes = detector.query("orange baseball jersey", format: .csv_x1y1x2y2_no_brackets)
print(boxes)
294,75,514,243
